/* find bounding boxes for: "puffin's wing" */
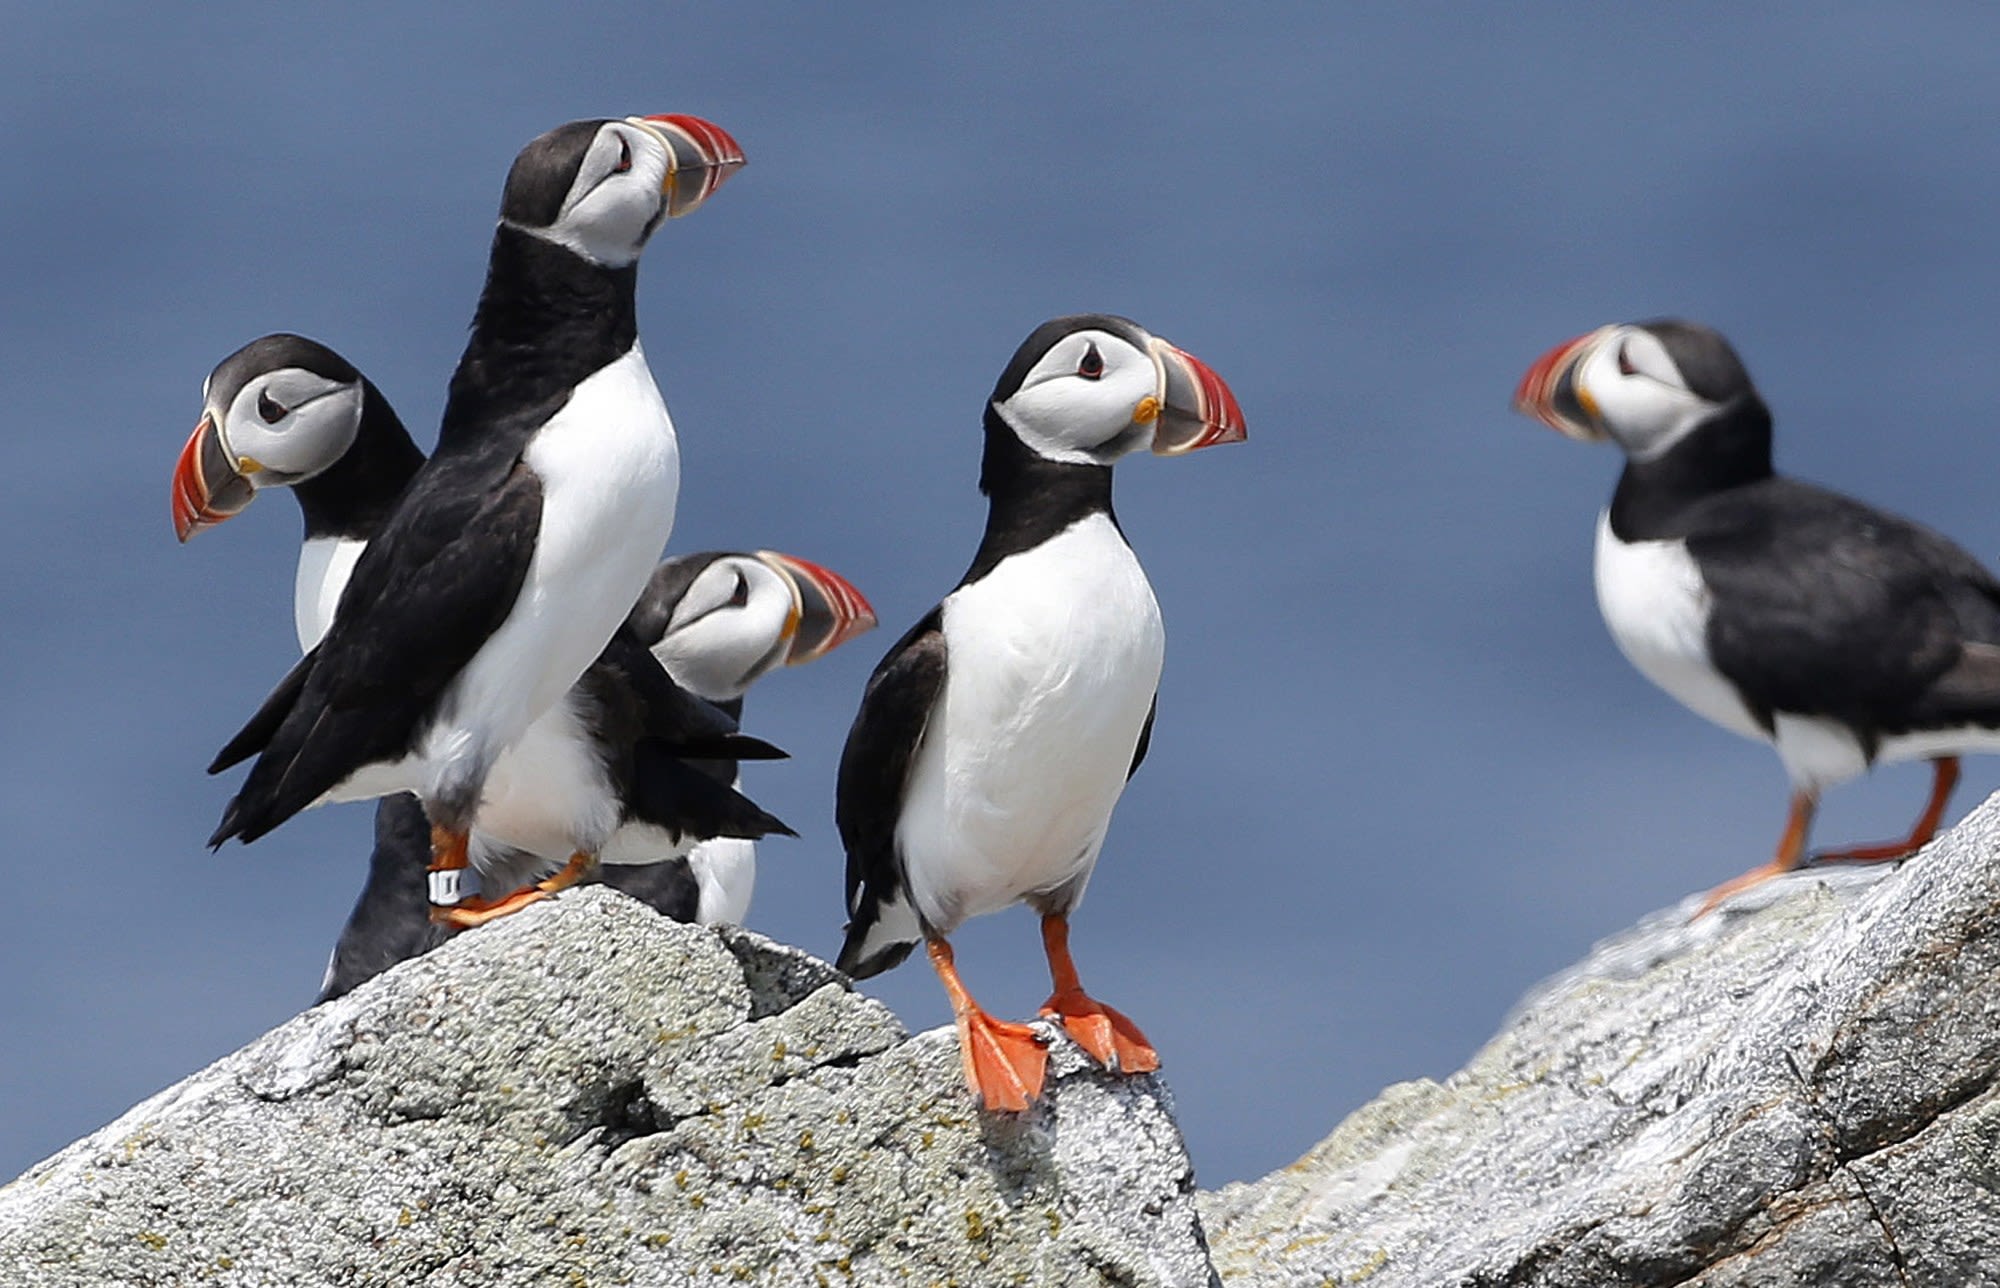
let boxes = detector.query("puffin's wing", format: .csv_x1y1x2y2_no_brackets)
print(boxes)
627,739,795,843
1128,693,1158,781
208,458,543,845
834,607,947,977
1692,480,2000,727
593,626,785,761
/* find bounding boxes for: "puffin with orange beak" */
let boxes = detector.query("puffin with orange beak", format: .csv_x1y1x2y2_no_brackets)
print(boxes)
199,114,774,928
176,333,877,997
1514,318,2000,916
835,313,1245,1111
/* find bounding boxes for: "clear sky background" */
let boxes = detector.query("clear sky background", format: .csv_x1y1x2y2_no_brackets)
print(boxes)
7,4,2000,1188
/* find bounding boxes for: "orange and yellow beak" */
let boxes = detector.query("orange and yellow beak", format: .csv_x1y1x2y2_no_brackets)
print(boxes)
1513,329,1612,443
172,414,258,542
1147,338,1248,455
756,550,878,663
628,113,747,218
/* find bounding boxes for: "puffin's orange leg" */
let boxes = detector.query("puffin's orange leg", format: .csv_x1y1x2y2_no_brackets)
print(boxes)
1036,915,1160,1075
1693,791,1816,920
927,939,1048,1112
1812,756,1959,865
430,850,595,930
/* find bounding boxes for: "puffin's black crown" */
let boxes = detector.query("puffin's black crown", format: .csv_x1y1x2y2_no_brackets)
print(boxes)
210,333,361,402
988,312,1151,406
499,119,612,229
1639,319,1759,406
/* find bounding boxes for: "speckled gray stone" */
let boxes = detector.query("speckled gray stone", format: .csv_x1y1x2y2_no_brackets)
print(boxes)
0,887,1215,1287
1203,793,2000,1288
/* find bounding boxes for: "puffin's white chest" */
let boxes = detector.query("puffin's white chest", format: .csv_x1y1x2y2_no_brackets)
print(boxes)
896,513,1164,931
425,342,681,783
1592,511,1764,742
294,536,367,651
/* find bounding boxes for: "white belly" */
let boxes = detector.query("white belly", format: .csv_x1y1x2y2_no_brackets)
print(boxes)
294,536,366,651
466,693,621,863
1593,511,1765,743
895,513,1164,933
420,342,680,803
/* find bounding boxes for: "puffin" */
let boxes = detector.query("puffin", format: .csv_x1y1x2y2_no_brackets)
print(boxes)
313,548,871,1001
1514,319,2000,915
834,313,1246,1111
202,113,754,926
174,336,874,996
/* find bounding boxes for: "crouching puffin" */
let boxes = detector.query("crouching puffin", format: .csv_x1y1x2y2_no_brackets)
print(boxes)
202,114,754,926
175,336,873,997
835,313,1245,1111
1514,319,2000,915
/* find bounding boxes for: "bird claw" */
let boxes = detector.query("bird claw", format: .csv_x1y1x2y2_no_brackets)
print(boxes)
955,1009,1049,1113
1040,990,1160,1075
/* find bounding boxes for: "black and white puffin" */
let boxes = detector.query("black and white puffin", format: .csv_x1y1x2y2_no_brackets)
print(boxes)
311,546,870,1001
202,114,755,926
175,336,874,996
1514,319,2000,914
835,313,1245,1111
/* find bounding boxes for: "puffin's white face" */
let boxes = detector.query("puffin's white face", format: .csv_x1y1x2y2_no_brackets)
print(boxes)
1571,326,1720,461
212,366,364,485
527,120,678,268
994,328,1163,465
651,556,801,701
639,550,877,702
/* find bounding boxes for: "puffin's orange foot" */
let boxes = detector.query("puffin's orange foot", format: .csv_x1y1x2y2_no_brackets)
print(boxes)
1692,859,1793,921
1041,989,1160,1074
1807,839,1922,866
954,1009,1049,1113
429,885,550,929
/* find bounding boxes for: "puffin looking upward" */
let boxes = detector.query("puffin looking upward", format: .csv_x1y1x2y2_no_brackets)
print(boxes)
1514,319,2000,915
175,337,872,991
835,313,1245,1111
203,114,750,925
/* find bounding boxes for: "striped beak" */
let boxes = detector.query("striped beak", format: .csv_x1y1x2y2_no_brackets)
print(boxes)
1513,329,1612,443
756,551,878,663
629,113,747,218
172,414,257,542
1148,338,1247,456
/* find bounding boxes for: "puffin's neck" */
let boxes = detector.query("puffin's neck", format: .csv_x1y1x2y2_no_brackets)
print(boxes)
293,382,426,541
437,225,639,450
961,407,1119,585
1608,397,1775,541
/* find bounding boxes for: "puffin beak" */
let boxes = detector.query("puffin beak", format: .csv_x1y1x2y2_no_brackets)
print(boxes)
1147,338,1248,456
172,414,258,542
756,550,878,664
1513,329,1612,442
629,113,747,218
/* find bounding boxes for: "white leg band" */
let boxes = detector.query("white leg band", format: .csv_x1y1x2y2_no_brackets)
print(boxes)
429,868,468,907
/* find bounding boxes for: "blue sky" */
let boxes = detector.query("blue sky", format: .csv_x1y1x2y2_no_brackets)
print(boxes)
7,4,2000,1187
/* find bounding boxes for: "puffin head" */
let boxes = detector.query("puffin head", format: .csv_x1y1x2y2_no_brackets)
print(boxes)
628,551,878,702
173,333,369,541
499,114,746,268
1513,319,1763,462
987,313,1246,469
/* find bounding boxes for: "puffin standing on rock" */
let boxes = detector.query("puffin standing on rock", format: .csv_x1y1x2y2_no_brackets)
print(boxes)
175,335,875,998
202,114,751,927
836,313,1246,1111
1514,319,2000,916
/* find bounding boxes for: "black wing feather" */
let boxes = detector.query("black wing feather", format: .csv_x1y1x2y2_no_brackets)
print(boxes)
1128,693,1157,781
1690,478,2000,736
833,607,947,977
209,454,544,845
627,738,795,843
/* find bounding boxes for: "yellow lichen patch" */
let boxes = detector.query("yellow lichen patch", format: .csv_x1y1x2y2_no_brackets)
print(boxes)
798,1130,815,1151
397,1208,413,1228
136,1231,167,1251
643,1232,672,1248
772,1040,789,1061
964,1210,990,1242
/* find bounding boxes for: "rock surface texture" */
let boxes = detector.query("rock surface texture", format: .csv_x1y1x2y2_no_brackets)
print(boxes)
13,798,2000,1288
1204,795,2000,1287
0,888,1213,1287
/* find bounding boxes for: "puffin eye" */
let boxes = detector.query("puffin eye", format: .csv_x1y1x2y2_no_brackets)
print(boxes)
728,571,750,608
1617,342,1638,378
613,137,632,175
257,391,288,424
1077,343,1104,380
